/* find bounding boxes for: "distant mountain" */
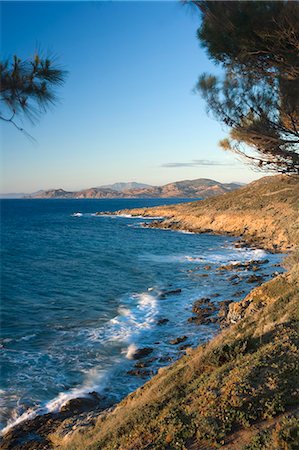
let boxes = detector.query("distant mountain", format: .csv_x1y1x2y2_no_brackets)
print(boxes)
25,179,244,199
99,182,153,192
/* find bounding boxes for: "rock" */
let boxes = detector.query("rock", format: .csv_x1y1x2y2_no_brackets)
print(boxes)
169,336,188,345
218,300,233,321
247,275,264,283
158,356,173,363
209,317,218,323
233,290,245,297
192,298,211,313
234,241,247,248
210,293,220,298
134,357,157,368
178,344,190,351
188,316,211,325
159,288,182,299
255,259,269,265
156,318,169,325
127,369,152,377
131,347,153,359
60,392,101,414
228,274,239,281
192,303,216,316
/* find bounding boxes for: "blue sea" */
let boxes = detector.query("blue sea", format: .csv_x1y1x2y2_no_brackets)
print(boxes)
0,198,283,432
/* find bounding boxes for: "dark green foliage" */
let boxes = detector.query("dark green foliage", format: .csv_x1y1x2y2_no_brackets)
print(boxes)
243,416,299,450
206,339,249,366
0,54,66,132
192,1,299,174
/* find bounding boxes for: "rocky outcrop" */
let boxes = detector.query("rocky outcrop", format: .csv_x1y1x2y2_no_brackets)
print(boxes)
108,175,299,252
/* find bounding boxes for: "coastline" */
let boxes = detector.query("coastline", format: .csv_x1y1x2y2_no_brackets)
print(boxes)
1,174,298,449
1,236,280,446
100,174,298,253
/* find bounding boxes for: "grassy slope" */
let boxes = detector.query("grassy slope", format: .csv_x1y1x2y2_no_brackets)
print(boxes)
53,263,299,449
115,175,299,252
51,175,299,449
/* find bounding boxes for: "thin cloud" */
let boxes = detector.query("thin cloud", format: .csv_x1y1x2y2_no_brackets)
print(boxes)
161,159,233,168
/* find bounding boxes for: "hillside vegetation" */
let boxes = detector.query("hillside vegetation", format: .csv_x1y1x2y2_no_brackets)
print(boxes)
113,175,299,252
49,175,299,450
52,257,299,449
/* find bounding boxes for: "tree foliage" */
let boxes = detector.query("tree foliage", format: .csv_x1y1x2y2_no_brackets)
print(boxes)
192,1,299,174
0,54,66,134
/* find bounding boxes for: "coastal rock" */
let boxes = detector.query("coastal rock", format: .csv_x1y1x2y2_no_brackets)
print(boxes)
228,274,239,281
131,347,153,359
178,344,190,351
169,336,188,345
192,298,211,313
188,316,211,325
127,369,153,378
159,288,182,299
247,275,264,283
158,356,173,363
233,290,245,297
60,392,101,414
134,358,157,368
156,318,169,325
218,300,234,321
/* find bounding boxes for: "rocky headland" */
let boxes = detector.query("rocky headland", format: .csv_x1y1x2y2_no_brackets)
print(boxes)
102,175,298,252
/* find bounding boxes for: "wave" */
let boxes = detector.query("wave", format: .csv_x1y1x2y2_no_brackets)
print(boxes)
1,365,111,436
1,291,158,435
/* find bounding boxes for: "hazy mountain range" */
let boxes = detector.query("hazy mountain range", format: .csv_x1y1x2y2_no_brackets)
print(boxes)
11,179,245,199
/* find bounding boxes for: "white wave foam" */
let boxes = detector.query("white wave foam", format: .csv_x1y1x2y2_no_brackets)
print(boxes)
71,212,83,217
124,344,138,359
177,230,196,234
113,214,164,220
2,290,159,436
1,366,110,436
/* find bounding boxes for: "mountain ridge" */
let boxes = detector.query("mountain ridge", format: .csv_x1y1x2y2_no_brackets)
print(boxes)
23,178,244,199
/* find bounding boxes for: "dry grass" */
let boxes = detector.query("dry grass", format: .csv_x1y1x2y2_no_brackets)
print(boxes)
48,175,299,449
115,175,299,252
51,261,299,450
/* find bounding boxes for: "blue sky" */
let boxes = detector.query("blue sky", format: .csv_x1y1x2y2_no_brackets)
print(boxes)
1,1,262,193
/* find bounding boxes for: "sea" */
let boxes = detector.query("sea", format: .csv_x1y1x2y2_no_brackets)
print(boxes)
0,198,283,433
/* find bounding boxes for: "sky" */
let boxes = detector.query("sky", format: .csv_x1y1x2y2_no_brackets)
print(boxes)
1,1,264,194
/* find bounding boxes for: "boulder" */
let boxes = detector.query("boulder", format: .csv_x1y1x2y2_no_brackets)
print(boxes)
188,316,211,325
247,275,264,283
159,288,182,299
131,347,153,360
156,318,169,325
169,336,188,345
60,392,101,414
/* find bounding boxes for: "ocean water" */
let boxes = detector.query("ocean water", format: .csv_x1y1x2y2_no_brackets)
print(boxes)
0,198,283,433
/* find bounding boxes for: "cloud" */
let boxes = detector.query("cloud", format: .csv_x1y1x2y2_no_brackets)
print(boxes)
161,159,232,168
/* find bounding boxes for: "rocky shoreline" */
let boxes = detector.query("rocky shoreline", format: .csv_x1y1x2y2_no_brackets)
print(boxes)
96,175,298,253
0,252,280,449
1,175,298,449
